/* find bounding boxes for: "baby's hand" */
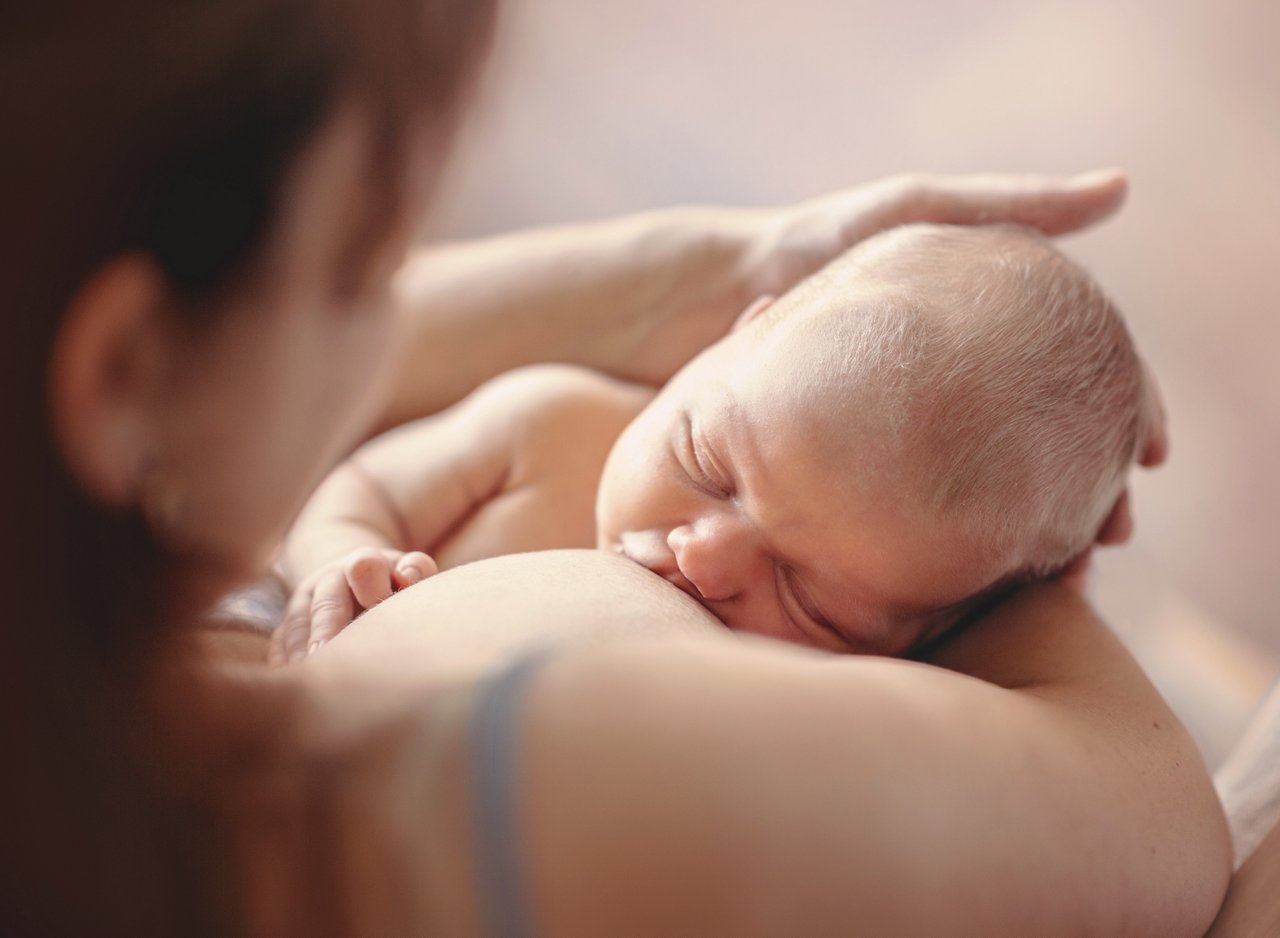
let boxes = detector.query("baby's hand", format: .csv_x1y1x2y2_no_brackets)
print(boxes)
269,548,438,666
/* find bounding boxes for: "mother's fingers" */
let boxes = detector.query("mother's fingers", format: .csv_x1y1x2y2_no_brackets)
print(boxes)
886,169,1128,237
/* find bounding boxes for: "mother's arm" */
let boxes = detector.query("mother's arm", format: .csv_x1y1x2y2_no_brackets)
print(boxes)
322,550,1230,936
379,171,1127,425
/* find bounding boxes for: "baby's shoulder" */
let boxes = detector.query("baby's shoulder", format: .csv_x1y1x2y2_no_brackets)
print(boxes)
473,364,653,440
457,366,650,503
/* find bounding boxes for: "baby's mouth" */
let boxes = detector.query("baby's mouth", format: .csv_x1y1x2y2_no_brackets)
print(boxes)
615,532,711,608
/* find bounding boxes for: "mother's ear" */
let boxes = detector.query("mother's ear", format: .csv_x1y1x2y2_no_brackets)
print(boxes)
48,255,173,507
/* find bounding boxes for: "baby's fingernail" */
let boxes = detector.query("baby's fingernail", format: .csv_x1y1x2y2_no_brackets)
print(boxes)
399,566,423,585
307,640,323,657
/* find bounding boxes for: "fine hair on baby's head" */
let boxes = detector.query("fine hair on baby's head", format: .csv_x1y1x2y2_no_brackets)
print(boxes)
760,222,1149,578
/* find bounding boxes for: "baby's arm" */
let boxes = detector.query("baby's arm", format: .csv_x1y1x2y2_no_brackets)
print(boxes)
273,372,535,664
274,365,648,664
281,382,518,584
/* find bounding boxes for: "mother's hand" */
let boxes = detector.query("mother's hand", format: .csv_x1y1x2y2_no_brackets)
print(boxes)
747,169,1127,297
611,169,1129,386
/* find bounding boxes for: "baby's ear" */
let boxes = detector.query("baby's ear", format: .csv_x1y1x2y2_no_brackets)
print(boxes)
1095,490,1134,546
731,294,776,331
1137,362,1169,468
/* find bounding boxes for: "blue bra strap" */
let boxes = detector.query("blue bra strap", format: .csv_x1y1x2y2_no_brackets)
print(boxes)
468,651,553,938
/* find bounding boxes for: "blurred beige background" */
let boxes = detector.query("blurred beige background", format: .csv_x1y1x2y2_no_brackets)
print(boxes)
432,0,1280,763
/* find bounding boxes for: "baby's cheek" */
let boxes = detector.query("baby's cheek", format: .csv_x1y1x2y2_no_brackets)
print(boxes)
600,450,663,529
596,476,651,550
594,444,635,531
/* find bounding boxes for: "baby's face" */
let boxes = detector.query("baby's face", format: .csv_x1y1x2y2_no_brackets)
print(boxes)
595,305,1015,656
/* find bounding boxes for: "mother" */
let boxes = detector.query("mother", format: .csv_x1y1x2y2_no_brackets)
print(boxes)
3,0,1231,934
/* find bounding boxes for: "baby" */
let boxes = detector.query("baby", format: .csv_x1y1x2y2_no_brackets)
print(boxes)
278,223,1158,658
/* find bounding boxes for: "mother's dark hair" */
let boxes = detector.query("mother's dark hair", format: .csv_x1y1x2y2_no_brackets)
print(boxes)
0,0,494,931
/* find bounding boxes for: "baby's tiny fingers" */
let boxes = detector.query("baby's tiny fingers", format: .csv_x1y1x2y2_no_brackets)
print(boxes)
344,548,395,610
393,551,438,588
309,568,356,654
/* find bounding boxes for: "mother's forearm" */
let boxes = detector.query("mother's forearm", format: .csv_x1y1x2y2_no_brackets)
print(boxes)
379,208,756,428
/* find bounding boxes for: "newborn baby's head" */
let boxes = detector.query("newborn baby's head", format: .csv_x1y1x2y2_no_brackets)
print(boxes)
596,223,1155,655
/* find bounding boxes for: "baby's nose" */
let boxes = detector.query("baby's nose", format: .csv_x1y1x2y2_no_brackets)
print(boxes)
618,528,705,601
667,519,753,603
618,529,679,576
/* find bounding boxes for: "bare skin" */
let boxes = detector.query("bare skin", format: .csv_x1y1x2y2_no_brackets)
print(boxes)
256,549,1231,936
44,62,1225,932
280,366,648,581
277,228,1162,662
269,322,1225,934
277,357,993,662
